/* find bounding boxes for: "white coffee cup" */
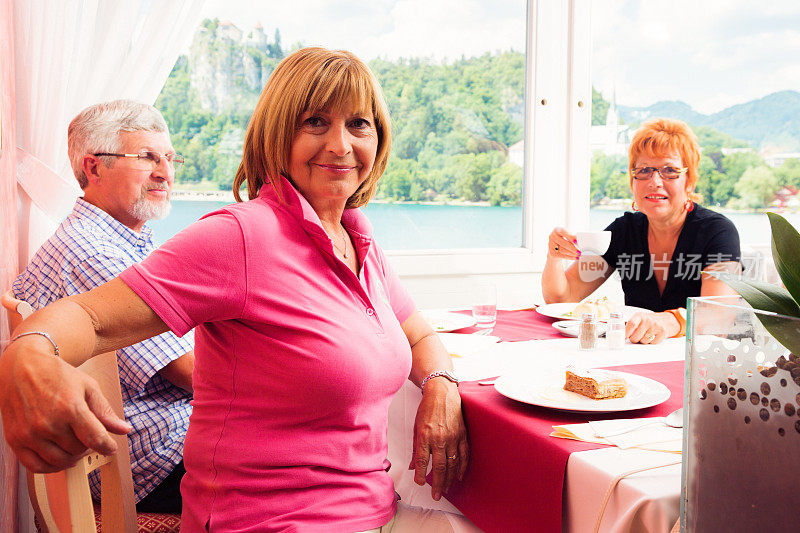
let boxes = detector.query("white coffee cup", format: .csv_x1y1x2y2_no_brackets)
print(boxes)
576,231,611,255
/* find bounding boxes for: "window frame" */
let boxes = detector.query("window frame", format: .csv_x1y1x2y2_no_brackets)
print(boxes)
387,0,592,278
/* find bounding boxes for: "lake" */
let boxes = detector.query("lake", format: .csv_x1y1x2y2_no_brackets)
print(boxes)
148,200,799,249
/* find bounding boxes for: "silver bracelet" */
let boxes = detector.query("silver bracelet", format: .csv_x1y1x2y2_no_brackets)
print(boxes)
420,369,459,391
9,331,60,358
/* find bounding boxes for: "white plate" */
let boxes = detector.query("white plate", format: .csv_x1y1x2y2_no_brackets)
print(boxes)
420,310,476,332
536,303,650,322
494,369,671,413
552,320,607,338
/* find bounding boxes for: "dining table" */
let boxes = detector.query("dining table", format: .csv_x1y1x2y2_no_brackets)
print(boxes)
387,308,686,533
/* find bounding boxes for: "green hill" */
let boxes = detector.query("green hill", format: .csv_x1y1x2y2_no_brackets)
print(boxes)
618,90,800,151
156,19,524,205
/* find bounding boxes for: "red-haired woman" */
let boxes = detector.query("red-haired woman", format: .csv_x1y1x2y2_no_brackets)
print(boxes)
542,118,740,344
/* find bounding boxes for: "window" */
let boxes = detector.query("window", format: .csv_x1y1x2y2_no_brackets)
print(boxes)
590,0,800,246
152,1,593,278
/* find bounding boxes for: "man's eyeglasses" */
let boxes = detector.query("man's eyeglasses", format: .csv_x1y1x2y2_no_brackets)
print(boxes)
94,151,184,172
631,166,688,181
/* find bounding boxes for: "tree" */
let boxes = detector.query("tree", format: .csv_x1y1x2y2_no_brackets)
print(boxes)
487,163,522,205
592,87,610,126
695,155,730,206
735,166,779,208
590,152,628,202
450,152,504,202
693,126,749,150
720,151,765,182
378,158,416,201
773,158,800,189
604,170,632,200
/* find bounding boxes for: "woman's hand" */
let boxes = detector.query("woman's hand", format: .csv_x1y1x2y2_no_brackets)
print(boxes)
409,378,468,501
625,311,681,344
548,227,580,260
0,344,131,472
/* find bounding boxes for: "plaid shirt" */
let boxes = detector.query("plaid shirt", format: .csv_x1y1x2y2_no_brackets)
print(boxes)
13,198,193,503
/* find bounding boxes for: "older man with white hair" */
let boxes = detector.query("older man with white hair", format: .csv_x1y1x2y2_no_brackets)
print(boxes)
12,99,193,513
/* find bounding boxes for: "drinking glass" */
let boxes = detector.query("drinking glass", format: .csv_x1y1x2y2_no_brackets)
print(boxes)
472,283,497,331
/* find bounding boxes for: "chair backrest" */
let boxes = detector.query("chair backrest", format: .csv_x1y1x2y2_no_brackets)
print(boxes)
2,291,138,533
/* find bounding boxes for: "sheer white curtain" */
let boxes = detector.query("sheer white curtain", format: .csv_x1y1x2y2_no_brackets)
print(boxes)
6,1,205,530
14,0,206,267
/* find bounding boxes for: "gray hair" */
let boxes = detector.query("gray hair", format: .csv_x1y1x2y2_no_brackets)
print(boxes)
68,100,169,188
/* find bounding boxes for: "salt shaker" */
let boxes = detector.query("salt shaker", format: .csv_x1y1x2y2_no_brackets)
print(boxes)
579,312,598,350
607,311,625,349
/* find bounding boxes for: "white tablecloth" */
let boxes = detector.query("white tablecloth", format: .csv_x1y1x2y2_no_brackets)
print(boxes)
388,336,686,532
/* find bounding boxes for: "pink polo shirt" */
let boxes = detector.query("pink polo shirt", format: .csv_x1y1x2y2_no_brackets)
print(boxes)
120,177,415,532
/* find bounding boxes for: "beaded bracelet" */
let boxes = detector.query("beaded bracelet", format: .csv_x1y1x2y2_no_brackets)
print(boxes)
420,370,459,391
9,331,60,358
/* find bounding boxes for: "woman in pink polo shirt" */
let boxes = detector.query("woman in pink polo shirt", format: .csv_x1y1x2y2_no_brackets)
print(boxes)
1,48,473,532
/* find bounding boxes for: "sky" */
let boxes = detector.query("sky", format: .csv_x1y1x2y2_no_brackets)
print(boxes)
200,0,800,115
591,0,800,114
200,0,526,61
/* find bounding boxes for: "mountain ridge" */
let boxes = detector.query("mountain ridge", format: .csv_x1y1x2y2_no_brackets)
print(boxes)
617,90,800,151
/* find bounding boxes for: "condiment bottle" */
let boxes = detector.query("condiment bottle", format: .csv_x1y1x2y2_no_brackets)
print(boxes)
579,312,598,350
607,311,625,349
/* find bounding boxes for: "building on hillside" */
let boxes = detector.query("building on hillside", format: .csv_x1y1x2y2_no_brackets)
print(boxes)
590,90,633,156
218,20,243,41
772,186,800,208
763,152,800,168
246,22,268,49
720,147,754,156
508,140,524,168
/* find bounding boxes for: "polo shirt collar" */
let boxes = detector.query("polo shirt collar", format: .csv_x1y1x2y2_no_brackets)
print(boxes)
72,197,154,249
258,175,375,244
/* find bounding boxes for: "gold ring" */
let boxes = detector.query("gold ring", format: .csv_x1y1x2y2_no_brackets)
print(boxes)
554,244,559,251
645,333,655,341
448,454,457,460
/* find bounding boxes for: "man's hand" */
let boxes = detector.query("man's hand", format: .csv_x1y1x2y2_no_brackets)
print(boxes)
0,345,131,472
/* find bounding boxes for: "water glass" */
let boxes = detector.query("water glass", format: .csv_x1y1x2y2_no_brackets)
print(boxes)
471,283,497,331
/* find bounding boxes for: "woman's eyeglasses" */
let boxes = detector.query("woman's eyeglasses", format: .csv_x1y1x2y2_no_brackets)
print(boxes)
631,166,688,181
94,151,185,172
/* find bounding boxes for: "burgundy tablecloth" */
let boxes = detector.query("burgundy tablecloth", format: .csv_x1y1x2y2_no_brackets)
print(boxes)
452,309,563,341
442,360,685,533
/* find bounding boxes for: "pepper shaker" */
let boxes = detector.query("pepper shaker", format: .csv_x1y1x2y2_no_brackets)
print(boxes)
579,312,598,350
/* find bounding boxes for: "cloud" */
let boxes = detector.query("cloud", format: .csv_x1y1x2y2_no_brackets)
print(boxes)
592,0,800,113
201,0,525,62
203,0,800,113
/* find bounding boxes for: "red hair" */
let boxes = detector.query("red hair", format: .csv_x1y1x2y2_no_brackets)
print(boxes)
628,118,702,202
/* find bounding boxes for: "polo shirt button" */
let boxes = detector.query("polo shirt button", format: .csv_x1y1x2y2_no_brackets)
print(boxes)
366,308,375,316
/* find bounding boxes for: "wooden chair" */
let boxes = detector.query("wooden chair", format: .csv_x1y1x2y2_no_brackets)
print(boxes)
2,290,138,532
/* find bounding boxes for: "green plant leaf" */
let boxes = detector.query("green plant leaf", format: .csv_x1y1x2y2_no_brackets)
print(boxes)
706,271,800,354
706,271,800,317
768,212,800,305
758,314,800,356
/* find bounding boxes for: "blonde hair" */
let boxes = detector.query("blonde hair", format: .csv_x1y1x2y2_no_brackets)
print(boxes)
628,118,702,202
233,47,392,208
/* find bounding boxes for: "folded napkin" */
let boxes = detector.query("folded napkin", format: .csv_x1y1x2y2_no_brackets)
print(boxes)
437,332,500,358
551,417,682,453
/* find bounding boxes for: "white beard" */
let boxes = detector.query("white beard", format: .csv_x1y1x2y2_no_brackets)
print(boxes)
130,187,171,221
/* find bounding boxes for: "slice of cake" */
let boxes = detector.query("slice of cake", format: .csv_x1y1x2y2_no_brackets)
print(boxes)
564,368,627,399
